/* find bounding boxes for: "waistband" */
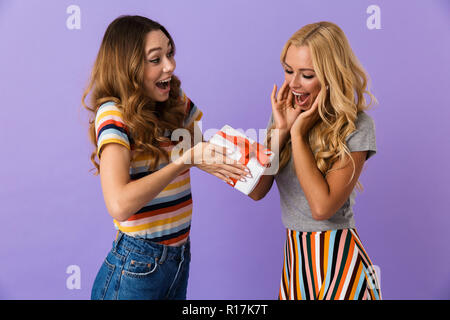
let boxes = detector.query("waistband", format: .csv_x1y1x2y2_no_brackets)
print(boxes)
286,227,357,237
114,231,190,263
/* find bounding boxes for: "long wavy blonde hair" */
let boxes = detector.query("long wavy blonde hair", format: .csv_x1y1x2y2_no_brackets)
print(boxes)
82,15,187,174
267,21,376,188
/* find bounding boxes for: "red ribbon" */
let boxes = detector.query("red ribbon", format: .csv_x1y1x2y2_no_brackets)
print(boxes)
217,131,271,167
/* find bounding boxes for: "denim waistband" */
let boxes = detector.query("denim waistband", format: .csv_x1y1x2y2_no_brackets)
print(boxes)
113,231,190,264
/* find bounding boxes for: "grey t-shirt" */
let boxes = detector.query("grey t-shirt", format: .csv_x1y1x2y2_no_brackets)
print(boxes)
267,111,377,232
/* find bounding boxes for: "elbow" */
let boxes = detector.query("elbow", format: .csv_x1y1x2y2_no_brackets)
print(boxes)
311,212,329,221
310,205,334,221
113,214,130,223
249,194,262,201
248,191,265,201
107,200,131,222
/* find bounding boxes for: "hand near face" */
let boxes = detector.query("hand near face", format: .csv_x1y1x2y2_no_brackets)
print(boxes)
270,80,303,133
290,92,322,138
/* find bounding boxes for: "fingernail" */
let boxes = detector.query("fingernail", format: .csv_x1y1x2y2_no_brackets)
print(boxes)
240,177,246,182
246,174,252,178
244,167,250,173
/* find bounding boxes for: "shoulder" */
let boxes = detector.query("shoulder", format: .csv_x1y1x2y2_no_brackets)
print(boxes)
95,101,123,121
347,111,375,140
178,88,193,113
94,101,131,157
95,102,126,129
346,111,377,159
95,101,129,141
180,88,203,127
355,111,375,130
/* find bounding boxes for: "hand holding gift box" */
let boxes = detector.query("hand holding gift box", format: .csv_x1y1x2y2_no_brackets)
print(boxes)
208,125,274,195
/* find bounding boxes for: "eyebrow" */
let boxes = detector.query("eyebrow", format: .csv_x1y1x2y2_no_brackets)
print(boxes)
282,62,315,72
146,41,172,56
147,47,162,55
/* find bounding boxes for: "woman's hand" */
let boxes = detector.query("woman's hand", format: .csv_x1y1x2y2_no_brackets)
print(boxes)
290,92,321,139
271,80,303,133
180,142,251,185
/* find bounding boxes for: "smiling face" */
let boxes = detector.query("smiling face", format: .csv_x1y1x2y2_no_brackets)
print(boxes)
143,29,176,102
283,45,322,112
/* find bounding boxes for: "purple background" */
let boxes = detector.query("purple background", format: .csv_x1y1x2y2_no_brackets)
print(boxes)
0,0,449,300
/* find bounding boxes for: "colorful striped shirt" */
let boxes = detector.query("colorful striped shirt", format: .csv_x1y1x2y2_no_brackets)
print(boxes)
95,89,203,246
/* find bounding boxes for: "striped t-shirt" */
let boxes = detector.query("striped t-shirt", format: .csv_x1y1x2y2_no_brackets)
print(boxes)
95,89,203,246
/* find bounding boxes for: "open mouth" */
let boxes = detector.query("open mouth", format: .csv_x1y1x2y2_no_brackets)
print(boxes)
155,78,171,91
292,91,310,106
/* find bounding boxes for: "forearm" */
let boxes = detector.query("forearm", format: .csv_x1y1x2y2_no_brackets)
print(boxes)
290,134,332,219
248,127,289,200
248,174,274,200
112,159,191,221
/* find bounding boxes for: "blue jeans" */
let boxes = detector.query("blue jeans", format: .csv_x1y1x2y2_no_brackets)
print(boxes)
91,231,191,300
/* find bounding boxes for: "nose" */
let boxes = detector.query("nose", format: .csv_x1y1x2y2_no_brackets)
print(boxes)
289,72,301,89
162,57,175,73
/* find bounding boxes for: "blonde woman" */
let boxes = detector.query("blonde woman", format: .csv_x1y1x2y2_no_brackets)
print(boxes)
249,22,382,300
83,15,249,300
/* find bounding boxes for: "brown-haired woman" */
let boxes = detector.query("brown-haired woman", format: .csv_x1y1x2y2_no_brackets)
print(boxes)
83,15,249,300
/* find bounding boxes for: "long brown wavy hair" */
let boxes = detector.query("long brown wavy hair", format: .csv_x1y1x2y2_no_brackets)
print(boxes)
267,22,376,189
82,15,187,174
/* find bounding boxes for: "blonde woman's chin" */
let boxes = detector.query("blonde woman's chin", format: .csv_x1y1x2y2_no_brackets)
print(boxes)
294,101,313,112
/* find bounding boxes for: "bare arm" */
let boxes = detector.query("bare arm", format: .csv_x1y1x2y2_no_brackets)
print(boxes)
290,133,367,220
99,143,192,222
248,128,290,201
100,141,249,222
248,175,275,201
287,87,368,220
249,81,301,201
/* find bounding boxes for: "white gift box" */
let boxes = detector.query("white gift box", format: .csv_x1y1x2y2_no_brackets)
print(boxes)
208,125,274,195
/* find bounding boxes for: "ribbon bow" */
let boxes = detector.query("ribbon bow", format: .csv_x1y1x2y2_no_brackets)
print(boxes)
217,131,271,167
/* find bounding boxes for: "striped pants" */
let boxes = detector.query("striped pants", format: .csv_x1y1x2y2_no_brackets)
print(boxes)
279,228,382,300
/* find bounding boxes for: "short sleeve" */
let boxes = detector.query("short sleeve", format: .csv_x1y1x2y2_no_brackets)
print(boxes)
180,89,203,128
345,111,377,160
94,102,131,158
